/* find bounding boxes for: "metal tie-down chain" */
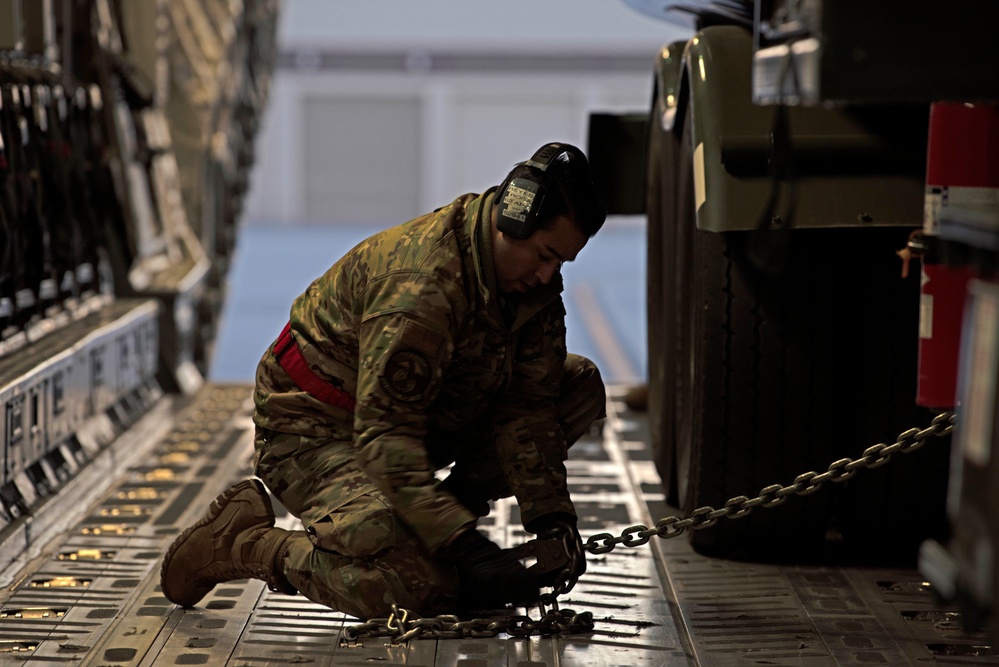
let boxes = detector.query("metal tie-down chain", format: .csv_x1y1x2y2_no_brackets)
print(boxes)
341,411,956,644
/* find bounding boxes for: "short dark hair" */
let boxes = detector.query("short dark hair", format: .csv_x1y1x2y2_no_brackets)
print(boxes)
499,144,607,237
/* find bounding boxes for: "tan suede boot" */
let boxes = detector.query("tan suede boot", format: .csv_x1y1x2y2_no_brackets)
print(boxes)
160,479,296,607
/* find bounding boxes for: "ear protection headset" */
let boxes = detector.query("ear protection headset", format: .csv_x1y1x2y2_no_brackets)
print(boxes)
495,142,582,239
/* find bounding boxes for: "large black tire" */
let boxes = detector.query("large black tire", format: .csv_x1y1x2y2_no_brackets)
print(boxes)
644,85,683,506
649,102,946,559
677,225,837,558
653,104,834,558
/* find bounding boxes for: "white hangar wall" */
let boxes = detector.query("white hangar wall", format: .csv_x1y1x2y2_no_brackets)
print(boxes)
242,0,689,226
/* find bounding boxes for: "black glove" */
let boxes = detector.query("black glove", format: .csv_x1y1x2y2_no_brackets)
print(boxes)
527,513,587,586
438,474,491,517
447,529,539,610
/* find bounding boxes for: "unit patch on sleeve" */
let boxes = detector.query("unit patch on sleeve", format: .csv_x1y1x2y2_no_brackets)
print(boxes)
380,350,432,403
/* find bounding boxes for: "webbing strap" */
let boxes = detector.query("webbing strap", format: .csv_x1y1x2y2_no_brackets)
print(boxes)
273,322,356,412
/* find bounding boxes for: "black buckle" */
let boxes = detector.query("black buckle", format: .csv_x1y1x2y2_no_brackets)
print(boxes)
509,538,568,585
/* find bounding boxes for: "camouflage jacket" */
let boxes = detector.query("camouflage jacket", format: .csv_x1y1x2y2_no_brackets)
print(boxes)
253,190,575,554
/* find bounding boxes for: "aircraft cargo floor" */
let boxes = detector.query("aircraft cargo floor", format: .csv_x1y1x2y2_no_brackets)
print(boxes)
1,383,997,666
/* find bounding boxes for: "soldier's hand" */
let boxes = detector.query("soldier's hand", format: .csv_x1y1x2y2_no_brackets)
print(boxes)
446,529,538,610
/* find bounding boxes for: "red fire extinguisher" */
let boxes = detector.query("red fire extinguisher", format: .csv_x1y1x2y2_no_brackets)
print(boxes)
917,102,999,409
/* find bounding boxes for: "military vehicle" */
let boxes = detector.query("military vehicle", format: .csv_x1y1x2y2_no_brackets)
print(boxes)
589,0,999,645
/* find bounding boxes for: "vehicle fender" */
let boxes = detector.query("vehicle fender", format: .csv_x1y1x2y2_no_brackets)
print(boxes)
678,26,927,232
652,39,688,134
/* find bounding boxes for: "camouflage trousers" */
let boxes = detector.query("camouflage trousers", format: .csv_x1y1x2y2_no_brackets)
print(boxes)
253,353,605,619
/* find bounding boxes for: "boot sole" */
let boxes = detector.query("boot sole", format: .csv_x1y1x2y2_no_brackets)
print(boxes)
160,478,271,607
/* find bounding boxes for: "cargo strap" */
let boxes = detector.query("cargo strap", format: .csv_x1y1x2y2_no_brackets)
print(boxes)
273,322,356,412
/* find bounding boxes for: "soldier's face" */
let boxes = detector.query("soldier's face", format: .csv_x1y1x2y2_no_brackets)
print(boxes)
493,214,588,294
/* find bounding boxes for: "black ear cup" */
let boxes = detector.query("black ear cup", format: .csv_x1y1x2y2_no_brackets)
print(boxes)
496,143,577,239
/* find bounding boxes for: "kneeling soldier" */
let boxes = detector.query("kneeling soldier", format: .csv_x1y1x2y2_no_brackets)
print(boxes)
161,143,607,618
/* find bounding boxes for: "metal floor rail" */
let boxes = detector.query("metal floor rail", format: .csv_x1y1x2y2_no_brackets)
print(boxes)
0,384,996,666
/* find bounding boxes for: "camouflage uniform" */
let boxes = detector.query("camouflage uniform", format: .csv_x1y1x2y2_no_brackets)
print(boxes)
252,189,605,618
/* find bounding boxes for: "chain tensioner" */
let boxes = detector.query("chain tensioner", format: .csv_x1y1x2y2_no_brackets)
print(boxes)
342,410,955,645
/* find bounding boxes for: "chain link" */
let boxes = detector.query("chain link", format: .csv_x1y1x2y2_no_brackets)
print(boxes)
341,411,955,644
340,603,594,645
538,521,586,605
583,411,955,556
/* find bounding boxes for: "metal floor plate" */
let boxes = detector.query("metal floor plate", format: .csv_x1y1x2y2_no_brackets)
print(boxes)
0,384,996,666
